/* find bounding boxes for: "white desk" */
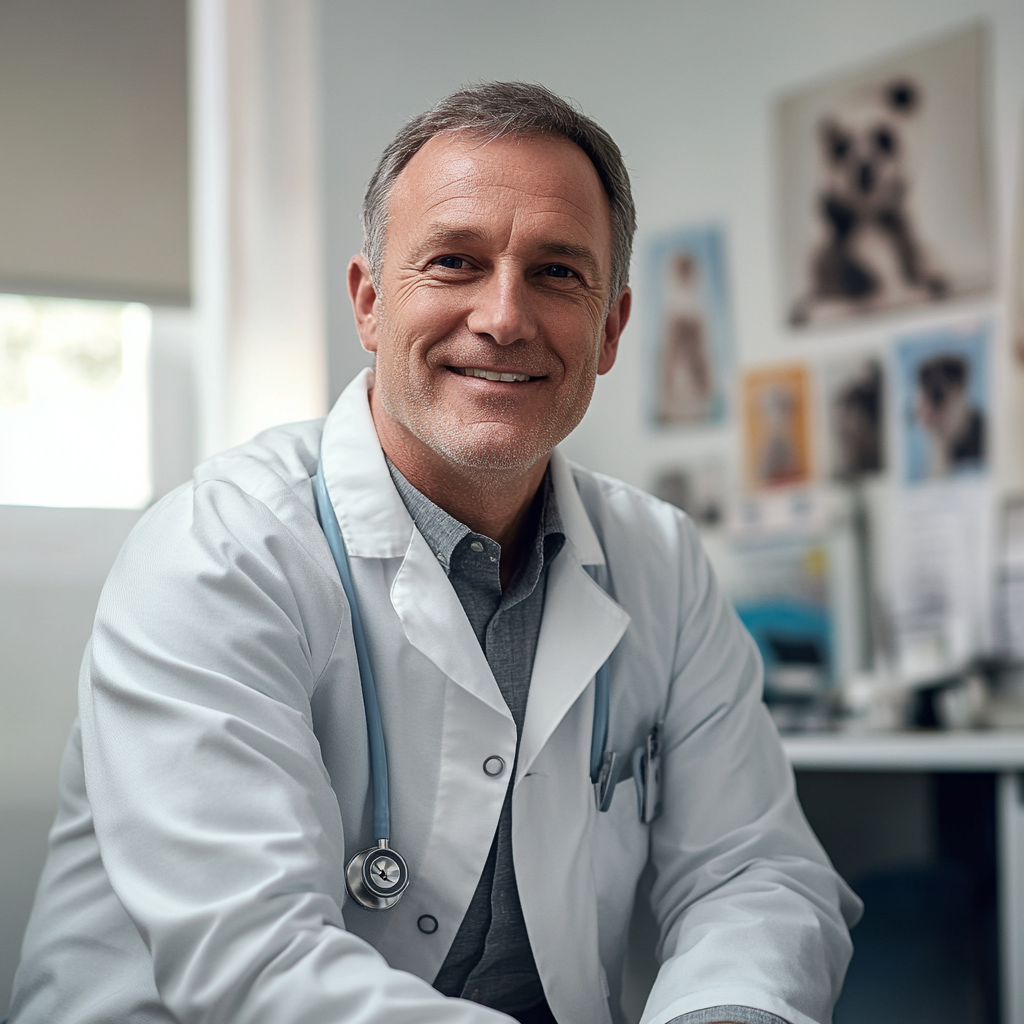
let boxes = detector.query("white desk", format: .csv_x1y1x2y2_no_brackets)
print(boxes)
783,730,1024,1024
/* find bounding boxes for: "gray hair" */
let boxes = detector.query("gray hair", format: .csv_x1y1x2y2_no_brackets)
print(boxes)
362,81,636,301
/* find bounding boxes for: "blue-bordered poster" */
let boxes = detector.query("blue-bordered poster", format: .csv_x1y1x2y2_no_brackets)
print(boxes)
895,319,989,484
645,224,734,428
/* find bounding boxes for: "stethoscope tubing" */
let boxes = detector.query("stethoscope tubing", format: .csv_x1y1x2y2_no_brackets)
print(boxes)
314,462,392,842
585,566,611,783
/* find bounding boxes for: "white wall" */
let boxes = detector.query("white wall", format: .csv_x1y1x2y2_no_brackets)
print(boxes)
319,0,1024,498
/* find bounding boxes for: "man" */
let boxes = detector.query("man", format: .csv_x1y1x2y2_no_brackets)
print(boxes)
11,83,859,1024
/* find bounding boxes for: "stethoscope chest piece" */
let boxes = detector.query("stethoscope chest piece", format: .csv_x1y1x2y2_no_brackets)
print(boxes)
346,841,410,911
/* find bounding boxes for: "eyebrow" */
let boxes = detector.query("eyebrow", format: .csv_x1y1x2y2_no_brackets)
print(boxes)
407,225,604,282
405,227,487,266
535,241,603,281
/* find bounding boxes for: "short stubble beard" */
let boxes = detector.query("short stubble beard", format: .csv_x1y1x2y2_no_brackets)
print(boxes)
373,301,602,475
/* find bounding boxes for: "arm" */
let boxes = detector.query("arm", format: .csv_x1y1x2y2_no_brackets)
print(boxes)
79,480,509,1024
640,520,861,1024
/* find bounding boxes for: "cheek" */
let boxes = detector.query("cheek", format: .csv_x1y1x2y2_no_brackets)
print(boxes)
390,283,467,338
551,316,604,376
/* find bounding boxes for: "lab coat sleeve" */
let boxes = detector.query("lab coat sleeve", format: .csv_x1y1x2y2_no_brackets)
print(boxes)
639,519,861,1024
77,479,509,1024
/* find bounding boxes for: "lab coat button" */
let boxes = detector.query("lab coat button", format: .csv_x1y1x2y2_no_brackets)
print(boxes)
417,914,438,934
483,755,505,777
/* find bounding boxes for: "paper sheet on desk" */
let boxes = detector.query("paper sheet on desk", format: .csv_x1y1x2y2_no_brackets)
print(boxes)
891,480,993,679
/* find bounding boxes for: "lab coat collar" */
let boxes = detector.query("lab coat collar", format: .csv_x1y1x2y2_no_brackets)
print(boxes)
320,369,413,559
319,367,608,568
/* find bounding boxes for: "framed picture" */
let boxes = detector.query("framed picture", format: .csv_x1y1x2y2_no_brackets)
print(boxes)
895,320,989,483
777,23,992,328
823,355,885,480
652,458,728,528
646,224,733,427
742,363,813,490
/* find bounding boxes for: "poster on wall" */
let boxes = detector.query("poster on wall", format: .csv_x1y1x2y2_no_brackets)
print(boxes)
652,458,729,528
646,224,733,427
895,320,989,484
741,363,813,490
823,355,885,480
777,23,992,329
890,480,993,678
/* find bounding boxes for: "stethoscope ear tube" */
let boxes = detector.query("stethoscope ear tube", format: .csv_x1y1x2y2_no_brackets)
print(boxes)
315,463,392,843
315,462,410,910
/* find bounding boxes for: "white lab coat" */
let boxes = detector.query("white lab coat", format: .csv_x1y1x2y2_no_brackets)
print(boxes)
11,370,860,1024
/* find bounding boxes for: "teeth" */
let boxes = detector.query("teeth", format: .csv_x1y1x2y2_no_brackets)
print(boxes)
461,367,530,382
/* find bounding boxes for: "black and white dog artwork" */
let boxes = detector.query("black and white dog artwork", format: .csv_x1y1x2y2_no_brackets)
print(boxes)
791,78,948,326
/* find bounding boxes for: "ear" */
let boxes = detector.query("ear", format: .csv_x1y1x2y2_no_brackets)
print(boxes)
598,286,631,375
348,255,381,353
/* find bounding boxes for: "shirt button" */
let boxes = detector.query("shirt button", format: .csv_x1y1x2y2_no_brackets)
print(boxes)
417,914,438,934
470,540,484,553
483,755,505,777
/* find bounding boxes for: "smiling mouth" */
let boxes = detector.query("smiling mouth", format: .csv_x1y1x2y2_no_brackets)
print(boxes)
448,367,542,383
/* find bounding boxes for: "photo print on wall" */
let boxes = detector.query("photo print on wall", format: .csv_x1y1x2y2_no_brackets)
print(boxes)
777,23,992,329
895,320,989,483
742,364,813,490
823,355,886,480
652,458,729,529
646,224,734,427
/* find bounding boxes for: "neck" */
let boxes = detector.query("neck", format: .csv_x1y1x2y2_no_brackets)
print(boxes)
370,394,550,557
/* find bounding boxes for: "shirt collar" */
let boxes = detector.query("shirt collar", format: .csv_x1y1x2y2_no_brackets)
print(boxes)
319,368,605,567
386,457,564,579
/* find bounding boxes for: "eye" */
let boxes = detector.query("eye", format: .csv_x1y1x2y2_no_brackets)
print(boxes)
433,255,467,270
541,264,577,279
874,128,896,156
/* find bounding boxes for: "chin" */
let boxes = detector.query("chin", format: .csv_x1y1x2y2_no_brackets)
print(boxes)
419,420,560,473
431,434,549,472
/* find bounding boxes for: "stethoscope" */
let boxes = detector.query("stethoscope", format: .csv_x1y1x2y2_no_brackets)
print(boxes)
313,457,658,912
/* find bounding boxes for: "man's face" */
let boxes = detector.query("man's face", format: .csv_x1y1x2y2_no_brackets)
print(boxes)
349,132,630,472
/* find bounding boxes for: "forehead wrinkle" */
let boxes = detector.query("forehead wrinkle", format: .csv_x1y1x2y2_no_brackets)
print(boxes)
422,188,607,245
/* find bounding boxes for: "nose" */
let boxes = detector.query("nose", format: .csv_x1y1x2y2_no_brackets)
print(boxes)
857,162,875,195
465,267,535,346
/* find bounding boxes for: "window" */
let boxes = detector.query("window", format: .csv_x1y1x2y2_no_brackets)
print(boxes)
0,294,152,508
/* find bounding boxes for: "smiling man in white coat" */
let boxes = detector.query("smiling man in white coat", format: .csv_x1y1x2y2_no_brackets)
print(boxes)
10,83,860,1024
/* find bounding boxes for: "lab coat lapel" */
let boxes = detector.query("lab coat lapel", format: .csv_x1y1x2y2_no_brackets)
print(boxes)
390,529,510,719
516,450,630,783
516,550,629,783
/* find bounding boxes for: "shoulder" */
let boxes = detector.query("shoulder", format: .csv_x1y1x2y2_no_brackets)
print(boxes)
568,460,698,560
193,418,325,520
112,419,331,593
565,460,712,616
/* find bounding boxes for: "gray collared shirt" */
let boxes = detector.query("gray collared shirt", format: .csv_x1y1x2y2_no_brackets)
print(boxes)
386,461,788,1024
388,459,564,1015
